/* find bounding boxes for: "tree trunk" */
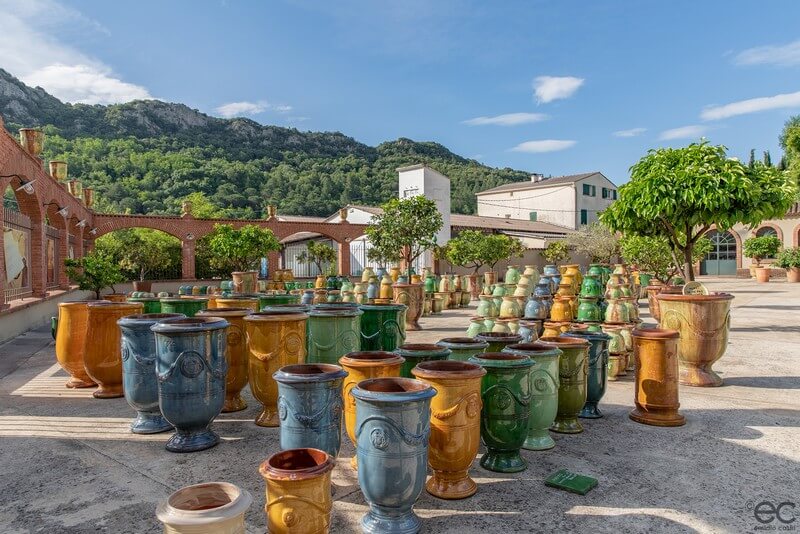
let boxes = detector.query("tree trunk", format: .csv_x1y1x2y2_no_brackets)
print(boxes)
682,245,695,282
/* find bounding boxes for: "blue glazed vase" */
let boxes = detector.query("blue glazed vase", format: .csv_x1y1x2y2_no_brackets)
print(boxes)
118,313,184,434
352,377,435,534
524,295,547,319
273,363,348,458
151,317,229,452
534,278,552,299
564,330,611,419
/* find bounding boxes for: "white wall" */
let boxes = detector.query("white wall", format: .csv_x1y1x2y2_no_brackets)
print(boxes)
575,176,617,228
398,166,451,270
477,185,576,228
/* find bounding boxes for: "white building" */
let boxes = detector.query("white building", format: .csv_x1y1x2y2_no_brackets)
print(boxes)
475,171,617,230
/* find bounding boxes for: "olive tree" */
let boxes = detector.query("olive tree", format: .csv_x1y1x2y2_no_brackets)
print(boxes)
620,234,712,283
566,222,619,263
540,241,569,264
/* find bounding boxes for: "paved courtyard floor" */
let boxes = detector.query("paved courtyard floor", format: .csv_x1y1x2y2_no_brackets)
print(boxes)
0,278,798,533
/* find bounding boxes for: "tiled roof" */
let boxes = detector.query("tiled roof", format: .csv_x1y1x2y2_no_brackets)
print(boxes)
475,172,604,196
786,202,800,218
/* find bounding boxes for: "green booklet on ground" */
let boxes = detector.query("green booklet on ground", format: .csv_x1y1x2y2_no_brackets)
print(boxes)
545,469,598,495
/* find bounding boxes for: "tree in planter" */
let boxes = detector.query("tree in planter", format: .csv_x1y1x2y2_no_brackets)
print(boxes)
484,234,525,273
601,142,797,281
366,244,401,272
774,247,800,281
65,252,125,300
206,224,281,273
296,240,338,275
540,241,570,265
743,235,781,268
620,234,712,283
566,222,619,263
96,228,181,282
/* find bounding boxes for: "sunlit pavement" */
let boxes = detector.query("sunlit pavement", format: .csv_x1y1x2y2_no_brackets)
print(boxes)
0,277,797,533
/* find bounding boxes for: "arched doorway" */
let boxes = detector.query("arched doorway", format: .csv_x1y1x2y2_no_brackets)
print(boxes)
700,230,738,275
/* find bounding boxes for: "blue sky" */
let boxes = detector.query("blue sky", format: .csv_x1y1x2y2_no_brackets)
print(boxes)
3,0,800,183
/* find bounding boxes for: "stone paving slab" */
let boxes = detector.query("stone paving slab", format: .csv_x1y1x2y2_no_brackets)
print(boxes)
0,278,798,533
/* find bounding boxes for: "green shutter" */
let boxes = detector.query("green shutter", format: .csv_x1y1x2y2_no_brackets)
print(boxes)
529,211,537,221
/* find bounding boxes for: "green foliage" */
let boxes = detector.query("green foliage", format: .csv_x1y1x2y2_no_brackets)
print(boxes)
601,141,798,280
541,241,570,264
566,222,619,263
366,244,400,268
96,228,181,281
64,251,124,299
774,247,800,269
485,234,525,270
297,241,338,273
181,192,227,219
620,234,712,283
365,196,443,276
743,235,782,265
206,224,280,274
445,230,524,274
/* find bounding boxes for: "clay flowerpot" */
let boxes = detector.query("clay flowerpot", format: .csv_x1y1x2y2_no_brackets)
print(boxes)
436,337,489,362
54,301,100,388
152,317,229,452
563,330,611,419
394,343,451,378
467,273,481,300
474,332,523,353
84,301,143,398
160,297,208,317
787,267,800,283
629,328,685,427
305,306,362,365
431,296,444,314
118,313,183,433
244,311,308,427
449,290,461,309
460,288,472,307
156,481,252,534
273,364,348,457
468,352,533,472
484,271,497,287
197,308,251,412
358,303,407,352
755,266,771,283
231,271,258,294
352,377,435,533
412,360,486,499
502,342,561,450
657,293,734,387
538,336,590,434
214,296,259,313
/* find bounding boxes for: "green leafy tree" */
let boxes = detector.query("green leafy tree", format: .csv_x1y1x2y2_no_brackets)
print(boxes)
366,244,401,269
181,192,226,219
566,222,619,263
96,229,181,281
484,234,525,271
620,234,712,283
296,241,338,274
763,150,772,167
206,224,281,273
601,142,797,280
65,252,125,299
365,196,443,276
774,247,800,269
743,236,782,266
445,230,492,274
541,241,570,264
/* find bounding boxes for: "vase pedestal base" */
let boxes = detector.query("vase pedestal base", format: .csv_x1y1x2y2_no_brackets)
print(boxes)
131,412,173,434
255,407,279,427
66,378,96,389
523,431,555,451
550,418,584,434
92,385,123,399
361,506,421,534
680,364,723,387
426,470,477,500
166,428,220,452
579,402,603,419
480,449,527,473
629,407,686,427
222,394,247,413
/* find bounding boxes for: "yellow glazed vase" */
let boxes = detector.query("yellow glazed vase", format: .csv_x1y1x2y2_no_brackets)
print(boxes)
197,307,250,412
84,301,143,398
55,301,99,388
215,297,259,313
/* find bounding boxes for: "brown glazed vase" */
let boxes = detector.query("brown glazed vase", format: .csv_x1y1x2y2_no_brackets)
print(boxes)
244,311,308,426
394,283,424,331
231,271,258,294
197,307,251,412
339,351,405,469
412,360,486,499
84,301,143,398
629,328,685,427
55,301,102,388
657,293,734,387
645,284,664,321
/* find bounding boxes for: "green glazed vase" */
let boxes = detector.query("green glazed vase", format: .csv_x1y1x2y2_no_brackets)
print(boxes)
127,297,161,314
474,332,523,353
575,298,602,322
579,275,603,299
158,298,207,317
257,293,300,310
435,337,489,362
468,352,533,472
306,306,362,364
393,343,450,378
564,330,610,419
538,336,589,434
358,303,407,352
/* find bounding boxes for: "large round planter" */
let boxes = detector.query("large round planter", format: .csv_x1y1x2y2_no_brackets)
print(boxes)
393,343,451,378
629,328,686,427
244,311,308,427
261,303,312,314
103,293,128,303
126,297,161,314
231,270,258,294
755,266,771,283
258,293,301,309
787,267,800,283
215,296,259,313
657,293,734,387
152,317,229,452
563,330,610,419
468,352,533,473
132,280,152,293
436,337,489,362
306,306,362,365
645,283,665,321
474,332,523,353
118,313,184,433
84,301,143,398
54,301,99,388
352,377,435,534
273,364,348,458
537,336,589,434
156,481,252,534
197,308,251,412
411,361,485,499
358,303,407,352
393,283,424,331
502,343,561,450
160,297,208,317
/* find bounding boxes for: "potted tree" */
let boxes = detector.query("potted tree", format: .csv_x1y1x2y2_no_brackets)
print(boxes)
206,224,281,293
540,241,569,266
743,235,781,282
484,234,525,284
297,240,338,286
775,247,800,283
97,228,181,293
65,252,125,300
565,222,619,264
444,230,492,300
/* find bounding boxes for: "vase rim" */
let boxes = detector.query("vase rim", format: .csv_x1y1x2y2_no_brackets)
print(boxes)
352,377,436,402
59,300,109,308
159,297,206,303
538,335,590,349
274,363,348,383
436,337,489,348
156,482,252,525
632,327,680,339
87,301,142,311
197,307,251,317
504,342,562,356
563,330,611,341
474,332,523,342
118,313,185,327
150,316,229,333
244,310,308,322
340,351,405,367
396,343,450,353
468,351,534,368
308,306,363,317
261,304,311,313
357,303,407,311
656,292,734,302
260,448,335,480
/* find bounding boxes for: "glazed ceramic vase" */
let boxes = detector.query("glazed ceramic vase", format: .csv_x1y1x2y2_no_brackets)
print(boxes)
358,303,407,352
231,271,258,294
156,481,252,534
504,265,521,285
118,313,183,433
474,332,523,353
352,377,435,534
84,301,143,398
197,308,250,412
260,448,334,534
54,301,98,388
152,317,229,452
564,330,610,419
362,267,376,283
657,293,734,387
394,283,424,331
645,284,664,321
524,296,547,320
502,342,561,450
160,297,207,317
245,311,308,427
517,320,539,343
629,328,685,426
604,299,630,323
601,325,627,380
579,275,603,299
380,275,394,299
550,296,573,322
491,318,512,334
306,306,362,365
274,364,348,457
126,297,161,314
468,352,533,472
497,296,519,319
538,336,590,434
394,343,451,378
412,360,486,499
477,295,496,318
466,317,488,338
575,298,601,322
436,337,489,362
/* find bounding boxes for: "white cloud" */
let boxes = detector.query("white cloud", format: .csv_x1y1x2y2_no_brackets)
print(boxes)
215,101,268,118
24,64,151,104
734,40,800,67
533,76,584,103
613,127,646,137
273,104,293,113
659,125,708,141
286,116,309,124
700,90,800,120
510,140,576,153
463,112,548,126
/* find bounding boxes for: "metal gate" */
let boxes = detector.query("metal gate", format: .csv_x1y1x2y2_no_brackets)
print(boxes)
700,230,737,276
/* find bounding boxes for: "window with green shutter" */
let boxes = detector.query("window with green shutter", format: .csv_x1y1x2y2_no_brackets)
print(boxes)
582,183,591,196
580,209,588,225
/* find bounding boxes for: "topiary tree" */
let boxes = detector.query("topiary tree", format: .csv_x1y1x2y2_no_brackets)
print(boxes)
65,251,125,299
620,234,712,283
296,240,338,274
601,141,797,280
566,222,619,263
743,235,782,267
206,223,281,273
541,241,570,264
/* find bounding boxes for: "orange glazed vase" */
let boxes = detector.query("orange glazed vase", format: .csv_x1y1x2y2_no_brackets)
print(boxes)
55,301,101,388
629,328,685,427
84,301,143,398
197,307,251,412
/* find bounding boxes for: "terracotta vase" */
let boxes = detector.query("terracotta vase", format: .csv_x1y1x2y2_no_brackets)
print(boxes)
604,298,630,323
449,290,461,309
393,283,424,330
474,332,523,353
563,330,610,419
394,343,451,378
787,267,800,283
755,267,771,283
436,337,489,362
412,360,486,499
306,306,362,365
484,271,497,287
431,296,444,314
244,311,308,427
468,274,481,300
538,336,590,434
103,293,128,303
197,308,251,412
231,271,258,294
629,328,686,426
83,301,143,398
54,301,99,388
156,482,252,534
